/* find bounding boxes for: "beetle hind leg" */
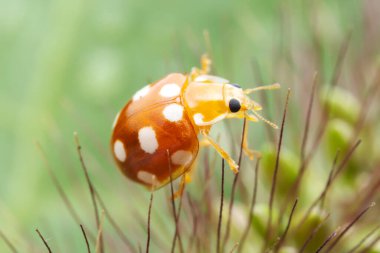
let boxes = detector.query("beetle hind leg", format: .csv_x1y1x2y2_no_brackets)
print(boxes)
172,167,195,199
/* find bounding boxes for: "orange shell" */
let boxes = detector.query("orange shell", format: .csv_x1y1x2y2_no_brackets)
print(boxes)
111,73,199,189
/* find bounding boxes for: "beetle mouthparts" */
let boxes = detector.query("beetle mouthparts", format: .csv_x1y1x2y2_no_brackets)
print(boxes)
245,97,262,111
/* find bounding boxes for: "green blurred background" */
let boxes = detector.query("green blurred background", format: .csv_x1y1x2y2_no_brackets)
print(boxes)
1,0,379,252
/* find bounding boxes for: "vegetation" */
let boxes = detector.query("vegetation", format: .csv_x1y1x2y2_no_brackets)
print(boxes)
0,0,379,252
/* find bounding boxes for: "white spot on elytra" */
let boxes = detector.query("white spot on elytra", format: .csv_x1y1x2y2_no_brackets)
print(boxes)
138,126,159,154
133,85,150,101
159,83,180,97
163,104,184,122
193,113,205,125
112,111,120,129
114,140,126,162
171,150,193,166
137,171,158,185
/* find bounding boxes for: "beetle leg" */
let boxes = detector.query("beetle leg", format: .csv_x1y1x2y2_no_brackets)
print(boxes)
199,138,212,147
220,114,261,160
200,53,211,74
200,130,239,174
172,168,194,199
242,118,262,160
189,54,212,81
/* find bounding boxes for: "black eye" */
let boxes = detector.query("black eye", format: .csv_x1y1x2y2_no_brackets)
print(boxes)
229,98,241,113
230,83,241,89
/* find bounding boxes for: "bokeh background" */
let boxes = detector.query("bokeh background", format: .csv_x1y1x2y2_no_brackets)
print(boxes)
1,0,380,252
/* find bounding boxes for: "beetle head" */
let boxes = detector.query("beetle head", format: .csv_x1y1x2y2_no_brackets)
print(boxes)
224,82,281,129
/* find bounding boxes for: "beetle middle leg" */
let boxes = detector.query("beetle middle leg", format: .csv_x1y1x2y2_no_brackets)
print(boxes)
226,114,262,160
200,129,239,174
242,118,262,160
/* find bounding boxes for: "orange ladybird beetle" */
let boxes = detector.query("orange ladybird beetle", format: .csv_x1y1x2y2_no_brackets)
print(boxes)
111,55,280,195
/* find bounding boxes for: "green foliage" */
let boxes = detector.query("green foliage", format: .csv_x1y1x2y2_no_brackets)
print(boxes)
1,0,380,252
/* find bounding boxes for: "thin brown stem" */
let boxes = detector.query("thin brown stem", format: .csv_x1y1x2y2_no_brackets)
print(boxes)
274,198,298,252
74,133,103,253
356,175,380,218
167,150,184,253
146,193,153,253
320,151,340,209
346,224,380,253
299,214,331,253
349,69,380,149
279,110,328,225
201,148,212,253
315,230,338,253
221,118,247,252
217,159,225,253
186,193,199,253
283,34,352,219
297,140,361,233
264,89,291,250
174,190,185,252
0,230,18,253
284,17,346,219
296,151,340,232
94,190,135,252
279,74,333,222
230,243,239,253
237,159,260,253
330,140,361,182
300,72,318,161
36,229,52,253
36,142,96,242
341,69,380,220
331,31,352,86
80,225,91,253
324,202,376,252
357,233,380,253
95,211,105,253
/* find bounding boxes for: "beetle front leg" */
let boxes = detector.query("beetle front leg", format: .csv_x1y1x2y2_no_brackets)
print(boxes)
200,53,211,74
200,130,239,174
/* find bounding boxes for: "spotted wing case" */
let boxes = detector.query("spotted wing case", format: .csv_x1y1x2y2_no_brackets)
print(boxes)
111,73,199,190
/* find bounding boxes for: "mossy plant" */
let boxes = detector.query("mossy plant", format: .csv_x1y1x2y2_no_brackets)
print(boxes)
1,1,380,253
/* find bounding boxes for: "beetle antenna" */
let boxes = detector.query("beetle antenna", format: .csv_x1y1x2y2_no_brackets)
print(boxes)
244,112,259,122
249,110,279,129
245,100,278,128
244,83,281,94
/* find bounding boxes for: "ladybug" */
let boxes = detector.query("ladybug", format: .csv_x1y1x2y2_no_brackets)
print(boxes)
111,55,280,195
